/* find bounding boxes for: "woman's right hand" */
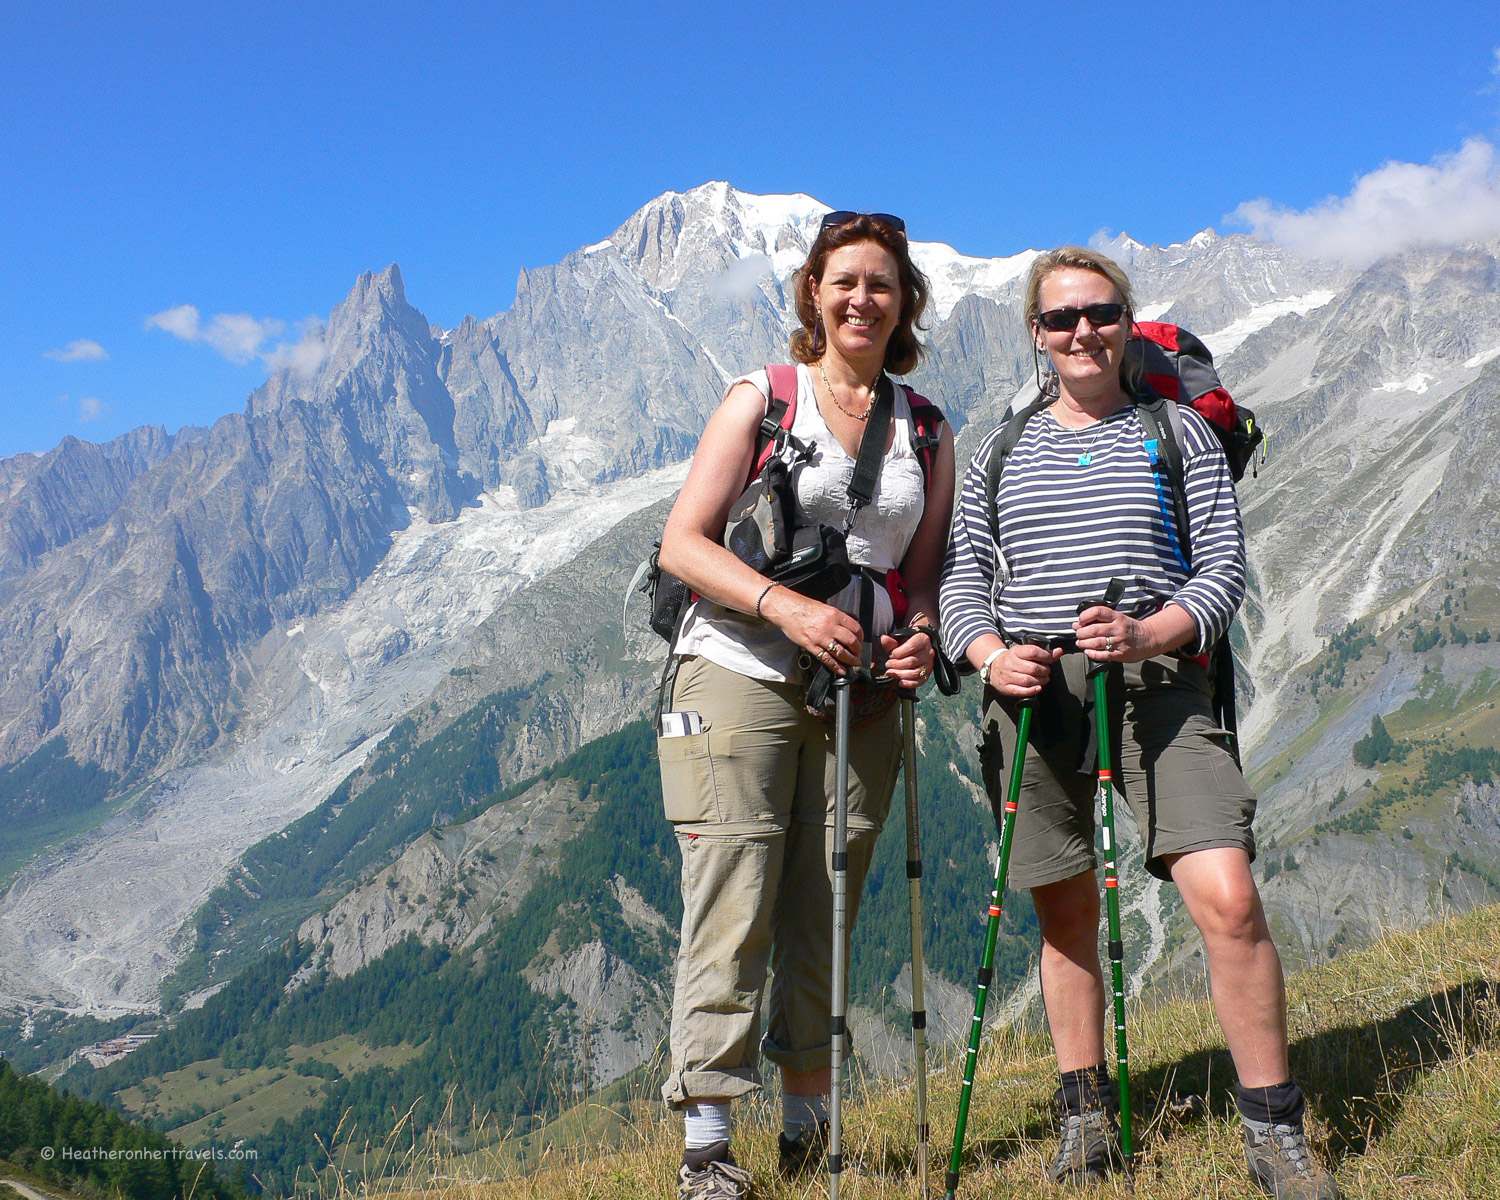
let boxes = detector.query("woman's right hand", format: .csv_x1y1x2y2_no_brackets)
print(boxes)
990,643,1064,697
761,585,864,675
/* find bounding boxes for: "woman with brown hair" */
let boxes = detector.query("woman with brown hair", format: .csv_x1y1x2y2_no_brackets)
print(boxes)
656,211,955,1198
940,246,1338,1199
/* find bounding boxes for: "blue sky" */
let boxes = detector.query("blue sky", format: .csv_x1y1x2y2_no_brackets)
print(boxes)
2,2,1496,457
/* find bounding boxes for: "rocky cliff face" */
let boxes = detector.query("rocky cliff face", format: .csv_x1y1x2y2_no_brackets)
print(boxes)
252,265,471,521
295,777,594,978
0,237,732,788
0,425,187,582
0,398,399,776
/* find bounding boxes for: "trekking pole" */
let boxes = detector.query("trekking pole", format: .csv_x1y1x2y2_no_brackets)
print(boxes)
829,671,852,1200
900,692,930,1199
1084,582,1134,1170
944,687,1036,1200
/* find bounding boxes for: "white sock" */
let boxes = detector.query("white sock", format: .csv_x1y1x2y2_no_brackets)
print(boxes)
782,1090,829,1135
683,1101,733,1149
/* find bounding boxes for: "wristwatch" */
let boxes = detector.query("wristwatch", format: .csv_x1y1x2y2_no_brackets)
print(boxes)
979,645,1005,687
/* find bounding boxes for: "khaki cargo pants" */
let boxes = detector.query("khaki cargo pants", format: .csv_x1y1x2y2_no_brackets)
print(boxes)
657,654,902,1107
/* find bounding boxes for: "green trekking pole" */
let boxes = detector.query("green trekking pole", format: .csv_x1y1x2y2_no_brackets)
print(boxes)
1085,582,1134,1169
900,692,931,1198
944,690,1034,1200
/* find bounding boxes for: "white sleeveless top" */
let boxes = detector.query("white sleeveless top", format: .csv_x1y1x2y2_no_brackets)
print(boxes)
674,364,928,682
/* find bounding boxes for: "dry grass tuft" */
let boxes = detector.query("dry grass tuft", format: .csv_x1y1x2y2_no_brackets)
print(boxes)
296,904,1500,1199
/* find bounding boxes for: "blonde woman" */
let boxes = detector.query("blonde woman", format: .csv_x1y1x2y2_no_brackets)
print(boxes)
940,246,1338,1200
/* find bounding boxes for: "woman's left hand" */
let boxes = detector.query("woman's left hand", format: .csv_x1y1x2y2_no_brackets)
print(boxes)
1074,605,1156,664
881,628,935,690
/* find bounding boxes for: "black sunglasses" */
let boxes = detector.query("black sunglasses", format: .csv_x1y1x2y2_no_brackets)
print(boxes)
819,210,907,234
1035,303,1126,332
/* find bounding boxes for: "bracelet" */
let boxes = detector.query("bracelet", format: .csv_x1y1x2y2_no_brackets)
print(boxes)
979,645,1005,687
755,583,776,619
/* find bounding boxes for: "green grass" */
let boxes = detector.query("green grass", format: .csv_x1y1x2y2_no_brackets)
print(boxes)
117,1036,420,1145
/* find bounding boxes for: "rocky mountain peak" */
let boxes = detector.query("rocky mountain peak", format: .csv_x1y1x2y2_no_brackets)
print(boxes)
319,263,431,369
248,262,471,522
1098,232,1149,263
0,424,181,581
330,262,409,314
609,181,827,293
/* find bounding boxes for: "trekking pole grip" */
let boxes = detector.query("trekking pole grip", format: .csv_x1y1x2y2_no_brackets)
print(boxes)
1078,578,1128,678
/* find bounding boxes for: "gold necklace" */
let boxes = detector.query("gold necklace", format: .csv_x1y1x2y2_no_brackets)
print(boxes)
818,358,878,421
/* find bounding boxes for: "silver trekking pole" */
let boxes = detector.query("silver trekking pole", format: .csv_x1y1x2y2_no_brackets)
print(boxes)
829,672,852,1200
901,692,931,1198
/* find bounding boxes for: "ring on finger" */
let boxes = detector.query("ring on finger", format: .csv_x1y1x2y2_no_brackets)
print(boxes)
827,640,839,656
1106,637,1114,651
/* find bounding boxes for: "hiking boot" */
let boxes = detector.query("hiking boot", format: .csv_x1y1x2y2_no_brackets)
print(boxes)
1049,1088,1122,1186
1241,1117,1341,1200
777,1120,829,1176
678,1141,755,1200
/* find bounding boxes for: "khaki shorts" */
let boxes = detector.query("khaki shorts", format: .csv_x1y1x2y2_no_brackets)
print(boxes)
979,654,1256,888
658,654,903,1107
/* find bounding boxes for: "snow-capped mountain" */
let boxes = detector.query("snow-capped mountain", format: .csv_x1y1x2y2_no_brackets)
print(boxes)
2,180,1498,1016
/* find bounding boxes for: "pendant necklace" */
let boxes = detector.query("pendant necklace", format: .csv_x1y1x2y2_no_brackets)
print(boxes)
1068,418,1106,467
818,358,877,421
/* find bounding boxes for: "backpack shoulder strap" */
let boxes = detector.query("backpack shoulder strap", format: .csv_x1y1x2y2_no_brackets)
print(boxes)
753,365,801,475
983,395,1050,552
1136,395,1193,570
899,383,947,496
843,376,896,529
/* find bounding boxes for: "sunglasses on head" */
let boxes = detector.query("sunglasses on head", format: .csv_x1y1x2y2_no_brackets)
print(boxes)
819,210,907,234
1035,303,1126,332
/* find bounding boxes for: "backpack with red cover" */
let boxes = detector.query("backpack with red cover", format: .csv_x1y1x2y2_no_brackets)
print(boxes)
1126,321,1264,482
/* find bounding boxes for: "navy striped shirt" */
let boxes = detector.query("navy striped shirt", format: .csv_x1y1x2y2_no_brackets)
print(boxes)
939,403,1246,659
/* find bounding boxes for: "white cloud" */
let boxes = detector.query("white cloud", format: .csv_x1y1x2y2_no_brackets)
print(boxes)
146,304,286,363
260,318,327,378
146,304,203,341
1231,138,1500,268
204,313,285,363
708,254,772,301
77,396,107,422
44,339,108,362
